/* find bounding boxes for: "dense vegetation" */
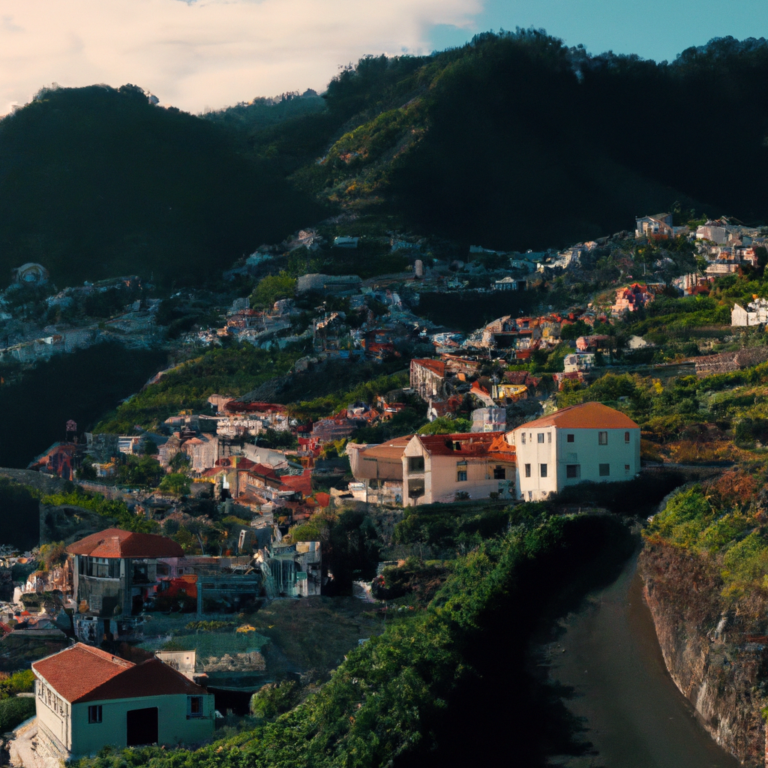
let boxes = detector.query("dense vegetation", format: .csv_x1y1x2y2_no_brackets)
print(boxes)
226,31,768,255
0,696,35,732
76,510,633,768
8,33,768,292
41,489,157,534
95,344,307,433
0,84,320,286
645,472,768,602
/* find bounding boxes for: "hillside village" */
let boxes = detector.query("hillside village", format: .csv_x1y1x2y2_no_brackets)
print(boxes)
2,206,768,763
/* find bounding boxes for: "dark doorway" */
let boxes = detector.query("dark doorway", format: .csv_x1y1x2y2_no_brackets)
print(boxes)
126,707,158,746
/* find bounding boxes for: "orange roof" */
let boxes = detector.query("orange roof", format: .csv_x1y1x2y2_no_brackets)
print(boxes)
33,644,206,704
517,402,639,430
411,359,446,377
66,528,184,559
416,432,515,460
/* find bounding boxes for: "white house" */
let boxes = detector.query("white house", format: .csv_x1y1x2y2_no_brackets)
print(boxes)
32,644,214,758
512,402,641,501
732,299,768,327
563,353,595,373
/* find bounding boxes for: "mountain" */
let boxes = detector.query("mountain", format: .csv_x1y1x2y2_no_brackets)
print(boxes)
0,84,321,287
233,31,768,251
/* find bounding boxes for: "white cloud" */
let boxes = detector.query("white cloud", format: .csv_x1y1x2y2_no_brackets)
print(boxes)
0,0,481,115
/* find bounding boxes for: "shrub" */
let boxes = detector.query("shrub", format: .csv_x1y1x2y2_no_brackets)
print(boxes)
0,697,35,732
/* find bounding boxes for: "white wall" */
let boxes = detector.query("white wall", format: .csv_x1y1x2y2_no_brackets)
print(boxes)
513,425,558,500
514,425,641,500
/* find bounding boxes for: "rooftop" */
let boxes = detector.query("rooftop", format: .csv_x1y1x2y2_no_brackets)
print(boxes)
516,402,639,430
411,358,446,377
66,528,184,559
33,644,205,704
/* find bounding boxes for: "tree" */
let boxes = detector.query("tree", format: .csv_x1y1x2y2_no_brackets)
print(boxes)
159,473,191,497
418,416,471,435
250,272,297,309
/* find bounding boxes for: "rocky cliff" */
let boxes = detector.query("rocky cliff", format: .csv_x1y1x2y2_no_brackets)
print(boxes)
640,540,768,767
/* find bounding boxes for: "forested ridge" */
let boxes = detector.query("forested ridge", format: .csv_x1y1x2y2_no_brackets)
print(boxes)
4,32,768,286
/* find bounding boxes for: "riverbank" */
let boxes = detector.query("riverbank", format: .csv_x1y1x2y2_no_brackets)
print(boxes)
545,549,740,767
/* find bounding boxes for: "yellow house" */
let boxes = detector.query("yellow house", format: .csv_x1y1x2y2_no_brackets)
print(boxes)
33,644,215,758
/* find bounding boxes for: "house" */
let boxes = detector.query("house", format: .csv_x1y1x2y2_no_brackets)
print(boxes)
427,395,463,422
67,529,184,643
333,236,359,248
493,276,526,291
612,283,653,315
563,353,595,373
182,434,220,473
471,407,506,433
490,383,528,403
732,299,768,327
410,359,447,401
28,442,80,481
401,432,516,506
635,214,673,238
33,644,214,757
296,274,362,294
512,402,640,501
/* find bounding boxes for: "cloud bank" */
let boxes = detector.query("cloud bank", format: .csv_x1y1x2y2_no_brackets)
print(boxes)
0,0,481,115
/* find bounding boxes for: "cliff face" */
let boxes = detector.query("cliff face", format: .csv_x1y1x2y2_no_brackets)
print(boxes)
640,541,768,767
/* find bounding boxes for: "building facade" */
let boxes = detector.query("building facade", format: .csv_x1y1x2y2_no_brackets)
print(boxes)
33,644,214,758
513,402,641,501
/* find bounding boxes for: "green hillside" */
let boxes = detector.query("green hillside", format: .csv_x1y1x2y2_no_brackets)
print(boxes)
234,31,768,251
0,84,321,287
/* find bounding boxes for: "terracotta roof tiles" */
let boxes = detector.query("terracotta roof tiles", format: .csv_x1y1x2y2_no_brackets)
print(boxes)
66,529,184,559
33,644,206,704
515,402,639,430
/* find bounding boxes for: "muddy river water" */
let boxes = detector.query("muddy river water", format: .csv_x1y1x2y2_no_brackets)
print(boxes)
548,552,741,768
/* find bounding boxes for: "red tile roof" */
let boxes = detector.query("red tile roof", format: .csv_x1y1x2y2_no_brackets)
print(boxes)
66,529,184,559
33,644,206,704
416,432,515,460
517,402,639,430
411,359,446,377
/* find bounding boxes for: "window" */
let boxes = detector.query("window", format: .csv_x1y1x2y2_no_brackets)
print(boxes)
547,432,552,443
456,461,468,482
188,696,204,718
493,466,506,480
537,433,545,444
408,456,425,472
88,705,102,724
624,431,630,444
599,464,610,477
625,464,631,474
598,431,608,445
408,480,425,498
566,434,575,443
540,464,548,478
521,433,526,445
524,464,531,478
566,465,580,479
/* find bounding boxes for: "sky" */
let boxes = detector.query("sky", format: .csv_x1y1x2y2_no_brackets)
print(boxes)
0,0,767,116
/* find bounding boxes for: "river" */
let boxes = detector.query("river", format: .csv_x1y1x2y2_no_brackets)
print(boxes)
546,551,741,768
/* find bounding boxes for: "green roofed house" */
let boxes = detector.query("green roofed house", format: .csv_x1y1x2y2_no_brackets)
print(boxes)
32,643,214,758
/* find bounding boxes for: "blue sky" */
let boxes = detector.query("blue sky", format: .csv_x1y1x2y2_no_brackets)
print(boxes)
0,0,766,115
430,0,768,62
